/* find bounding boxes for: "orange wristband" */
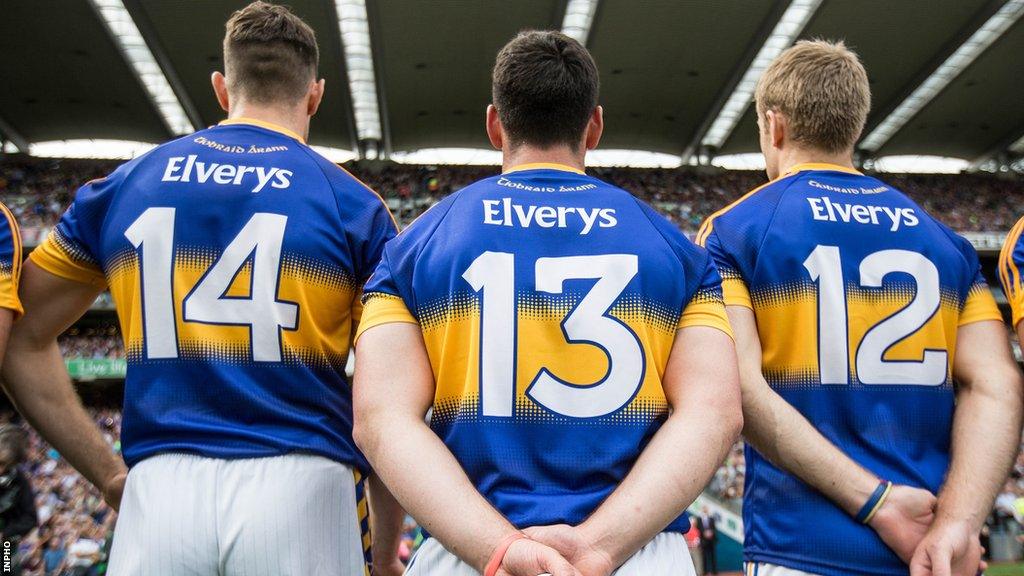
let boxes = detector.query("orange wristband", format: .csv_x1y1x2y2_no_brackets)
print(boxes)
484,533,527,576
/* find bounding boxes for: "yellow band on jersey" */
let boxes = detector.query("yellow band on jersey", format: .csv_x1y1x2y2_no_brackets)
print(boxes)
355,293,419,344
720,276,752,310
959,284,1003,326
678,297,734,339
30,233,107,289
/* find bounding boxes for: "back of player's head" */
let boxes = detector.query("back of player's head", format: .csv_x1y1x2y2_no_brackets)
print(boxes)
223,1,319,106
755,40,870,154
492,30,600,151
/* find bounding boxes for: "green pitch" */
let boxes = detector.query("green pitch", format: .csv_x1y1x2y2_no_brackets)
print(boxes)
987,563,1024,575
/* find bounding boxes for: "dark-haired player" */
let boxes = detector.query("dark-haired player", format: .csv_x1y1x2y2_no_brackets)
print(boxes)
354,30,742,576
1,3,395,574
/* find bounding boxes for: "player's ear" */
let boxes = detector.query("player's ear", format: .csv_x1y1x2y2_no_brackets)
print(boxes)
767,109,786,150
307,78,326,117
486,104,504,150
211,72,230,113
584,105,604,151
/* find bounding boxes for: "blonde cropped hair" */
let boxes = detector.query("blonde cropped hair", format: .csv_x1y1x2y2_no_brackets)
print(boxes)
755,39,871,153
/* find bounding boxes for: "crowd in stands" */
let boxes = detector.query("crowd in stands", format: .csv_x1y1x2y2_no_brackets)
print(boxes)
1,157,1022,235
58,325,124,361
3,410,120,575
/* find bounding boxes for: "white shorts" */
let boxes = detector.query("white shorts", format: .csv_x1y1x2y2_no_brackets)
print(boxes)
746,562,819,576
108,453,367,576
406,532,696,576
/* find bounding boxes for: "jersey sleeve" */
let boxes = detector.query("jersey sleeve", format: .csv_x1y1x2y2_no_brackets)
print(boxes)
30,172,123,289
355,248,419,343
999,217,1024,327
353,194,463,343
949,233,1002,327
697,226,751,309
678,254,733,338
346,194,398,327
0,204,24,317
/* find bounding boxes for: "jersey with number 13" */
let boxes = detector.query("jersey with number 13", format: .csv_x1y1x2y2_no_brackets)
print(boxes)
357,164,733,532
31,119,396,470
698,163,1001,576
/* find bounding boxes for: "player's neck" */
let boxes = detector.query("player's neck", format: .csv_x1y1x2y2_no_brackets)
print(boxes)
502,145,585,174
777,146,856,176
226,103,310,143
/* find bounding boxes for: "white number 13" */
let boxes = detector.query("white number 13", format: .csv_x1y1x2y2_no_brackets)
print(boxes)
464,252,644,418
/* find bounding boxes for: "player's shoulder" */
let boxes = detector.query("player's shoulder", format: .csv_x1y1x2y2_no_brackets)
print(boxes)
628,194,709,266
695,171,793,247
1004,215,1024,253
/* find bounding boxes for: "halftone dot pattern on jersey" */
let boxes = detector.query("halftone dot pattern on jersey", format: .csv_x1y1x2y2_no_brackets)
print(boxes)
52,227,99,267
416,292,479,331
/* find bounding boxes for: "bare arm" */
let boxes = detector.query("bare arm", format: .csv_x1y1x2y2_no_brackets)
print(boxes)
728,306,937,562
353,322,577,576
911,320,1024,576
572,325,743,568
367,472,407,576
1,262,127,508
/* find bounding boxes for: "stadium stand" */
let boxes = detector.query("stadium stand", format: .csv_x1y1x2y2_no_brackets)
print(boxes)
1,155,1021,572
3,157,1023,234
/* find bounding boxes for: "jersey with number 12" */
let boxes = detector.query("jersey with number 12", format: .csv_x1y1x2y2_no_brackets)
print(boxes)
698,162,1001,576
31,119,396,469
357,163,733,532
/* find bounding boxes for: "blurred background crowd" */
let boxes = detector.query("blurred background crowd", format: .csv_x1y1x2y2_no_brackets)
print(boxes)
2,158,1023,235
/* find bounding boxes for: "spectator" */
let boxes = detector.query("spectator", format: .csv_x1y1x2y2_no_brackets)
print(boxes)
695,505,719,575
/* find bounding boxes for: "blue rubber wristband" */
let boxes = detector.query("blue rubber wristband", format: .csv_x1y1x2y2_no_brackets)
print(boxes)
855,480,892,524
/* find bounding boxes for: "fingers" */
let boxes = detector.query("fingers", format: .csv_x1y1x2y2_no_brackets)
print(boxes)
910,547,931,576
930,543,953,576
536,545,579,576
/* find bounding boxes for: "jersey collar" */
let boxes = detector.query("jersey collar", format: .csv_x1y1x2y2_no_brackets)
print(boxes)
783,162,862,177
503,162,585,175
217,117,305,143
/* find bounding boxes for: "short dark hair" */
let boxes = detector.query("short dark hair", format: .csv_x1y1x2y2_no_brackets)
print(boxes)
223,1,319,105
492,30,600,151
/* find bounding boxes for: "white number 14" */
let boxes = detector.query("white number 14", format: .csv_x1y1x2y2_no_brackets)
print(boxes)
125,207,298,362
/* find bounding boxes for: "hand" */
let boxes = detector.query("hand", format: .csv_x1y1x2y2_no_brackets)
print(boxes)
909,520,984,576
496,537,581,576
371,557,406,576
101,470,127,512
523,525,614,576
869,484,936,563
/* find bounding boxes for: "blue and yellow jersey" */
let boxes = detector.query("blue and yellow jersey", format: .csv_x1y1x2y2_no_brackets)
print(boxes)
698,163,1001,576
31,118,397,469
0,202,22,317
357,163,732,531
999,216,1024,328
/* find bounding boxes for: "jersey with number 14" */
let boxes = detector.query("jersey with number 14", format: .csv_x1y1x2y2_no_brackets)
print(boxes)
357,163,732,532
31,119,396,469
698,163,1001,576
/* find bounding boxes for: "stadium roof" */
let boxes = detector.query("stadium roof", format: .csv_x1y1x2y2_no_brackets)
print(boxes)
2,0,1023,167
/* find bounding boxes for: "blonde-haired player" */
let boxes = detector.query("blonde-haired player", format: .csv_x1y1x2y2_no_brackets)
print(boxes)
699,40,1023,576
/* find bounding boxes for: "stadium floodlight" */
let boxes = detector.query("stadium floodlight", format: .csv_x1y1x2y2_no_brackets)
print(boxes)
88,0,195,136
561,0,600,45
699,0,822,151
334,0,383,144
860,0,1024,152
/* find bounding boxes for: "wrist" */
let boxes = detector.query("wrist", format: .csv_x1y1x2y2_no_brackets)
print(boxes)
578,519,626,568
483,531,526,576
854,480,892,525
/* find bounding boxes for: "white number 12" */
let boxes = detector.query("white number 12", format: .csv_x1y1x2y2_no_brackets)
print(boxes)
804,245,947,386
